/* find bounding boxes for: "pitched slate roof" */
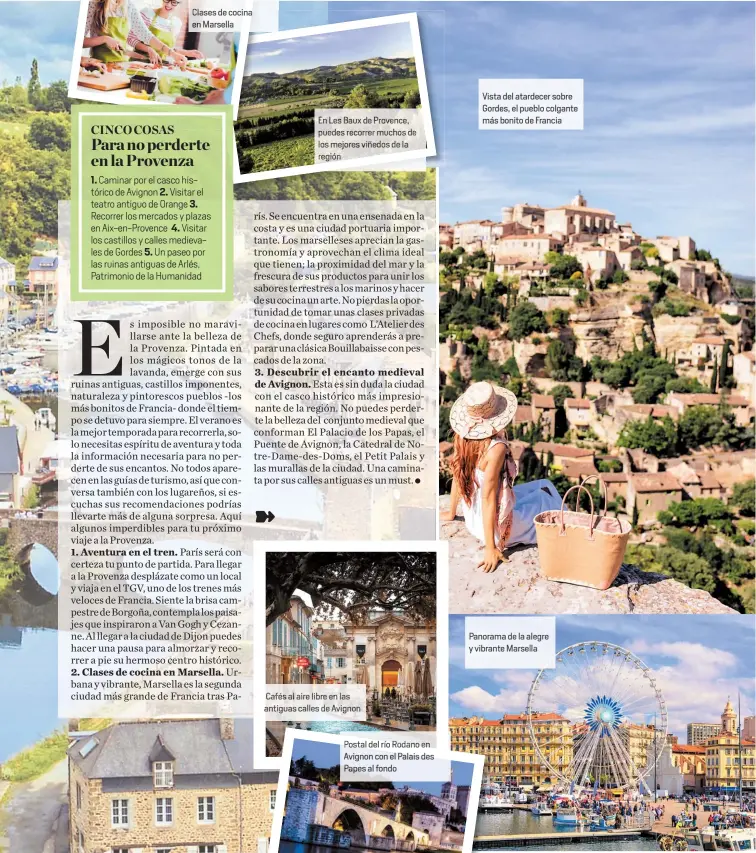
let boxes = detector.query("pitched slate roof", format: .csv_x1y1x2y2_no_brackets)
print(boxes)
69,718,260,779
28,256,58,272
0,427,20,475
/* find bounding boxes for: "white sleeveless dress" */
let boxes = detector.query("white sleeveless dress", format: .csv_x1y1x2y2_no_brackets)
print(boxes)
460,438,561,548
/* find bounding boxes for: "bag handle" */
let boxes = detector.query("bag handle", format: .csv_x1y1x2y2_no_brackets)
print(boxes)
577,473,607,518
580,473,625,533
559,484,596,540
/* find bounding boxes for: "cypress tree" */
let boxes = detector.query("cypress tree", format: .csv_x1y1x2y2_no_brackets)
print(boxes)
710,356,718,393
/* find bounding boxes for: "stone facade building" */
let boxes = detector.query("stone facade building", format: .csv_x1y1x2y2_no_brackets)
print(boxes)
68,719,278,853
449,714,572,787
315,612,436,697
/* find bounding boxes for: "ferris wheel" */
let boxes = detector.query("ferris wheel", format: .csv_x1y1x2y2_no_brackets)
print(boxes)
526,641,668,795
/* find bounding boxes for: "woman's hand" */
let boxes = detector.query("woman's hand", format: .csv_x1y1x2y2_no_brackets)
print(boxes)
440,510,457,523
146,46,162,66
103,36,123,52
183,49,205,59
478,545,505,573
170,49,188,69
81,57,106,71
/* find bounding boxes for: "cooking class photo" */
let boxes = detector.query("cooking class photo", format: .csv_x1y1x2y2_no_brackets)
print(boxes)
70,0,238,105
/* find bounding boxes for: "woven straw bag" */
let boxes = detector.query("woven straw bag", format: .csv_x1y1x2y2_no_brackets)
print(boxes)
533,475,631,590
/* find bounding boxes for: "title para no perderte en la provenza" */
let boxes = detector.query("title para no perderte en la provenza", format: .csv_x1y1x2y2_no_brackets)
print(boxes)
89,123,210,167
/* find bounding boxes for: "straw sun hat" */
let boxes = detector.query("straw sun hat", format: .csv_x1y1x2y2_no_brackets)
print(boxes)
449,381,519,440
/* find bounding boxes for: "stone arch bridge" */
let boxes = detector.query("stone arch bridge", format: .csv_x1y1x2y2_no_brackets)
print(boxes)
2,511,58,605
318,793,429,849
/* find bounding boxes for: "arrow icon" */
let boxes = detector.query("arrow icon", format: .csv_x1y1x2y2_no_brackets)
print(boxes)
255,510,275,523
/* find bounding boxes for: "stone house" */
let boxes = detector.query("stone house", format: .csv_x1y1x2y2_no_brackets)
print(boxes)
27,255,59,297
543,195,617,237
514,395,556,439
564,398,592,435
599,472,628,506
518,261,552,281
572,246,619,283
671,744,706,793
733,350,756,404
615,404,678,428
561,458,599,483
68,718,278,853
0,256,15,290
666,392,753,427
494,234,561,262
690,336,728,365
614,245,644,271
626,473,684,525
532,442,593,471
664,461,726,500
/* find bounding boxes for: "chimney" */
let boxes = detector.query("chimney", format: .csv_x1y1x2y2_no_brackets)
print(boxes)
220,718,235,741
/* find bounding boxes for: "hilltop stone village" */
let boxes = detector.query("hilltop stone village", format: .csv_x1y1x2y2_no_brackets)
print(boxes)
439,194,755,613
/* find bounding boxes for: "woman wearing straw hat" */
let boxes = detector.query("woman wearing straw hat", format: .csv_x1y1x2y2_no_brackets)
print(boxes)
442,381,561,572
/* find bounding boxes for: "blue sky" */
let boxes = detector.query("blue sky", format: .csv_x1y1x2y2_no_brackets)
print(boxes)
0,3,79,85
291,737,474,794
3,3,753,273
450,615,756,741
319,1,756,276
244,21,415,76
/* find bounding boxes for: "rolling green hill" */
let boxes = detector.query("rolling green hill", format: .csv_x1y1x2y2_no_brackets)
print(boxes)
241,56,416,104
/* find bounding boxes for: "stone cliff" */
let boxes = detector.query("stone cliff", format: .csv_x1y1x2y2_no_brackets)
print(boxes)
441,496,737,615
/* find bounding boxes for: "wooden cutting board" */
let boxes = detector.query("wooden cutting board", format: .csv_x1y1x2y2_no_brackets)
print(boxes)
78,72,130,91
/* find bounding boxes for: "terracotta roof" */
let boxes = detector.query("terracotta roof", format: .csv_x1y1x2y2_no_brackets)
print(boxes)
550,205,614,215
520,262,552,271
622,404,676,418
562,459,599,478
600,472,628,483
514,406,534,424
693,336,728,346
670,393,749,407
494,255,526,265
565,398,590,409
499,233,557,242
698,471,722,490
672,744,706,754
630,472,682,493
534,442,594,459
532,393,556,409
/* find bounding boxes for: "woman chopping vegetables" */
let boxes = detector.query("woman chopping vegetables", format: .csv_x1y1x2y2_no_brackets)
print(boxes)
138,0,205,62
84,0,187,67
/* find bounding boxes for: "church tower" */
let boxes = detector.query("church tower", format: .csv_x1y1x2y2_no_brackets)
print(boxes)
571,191,587,208
721,698,737,735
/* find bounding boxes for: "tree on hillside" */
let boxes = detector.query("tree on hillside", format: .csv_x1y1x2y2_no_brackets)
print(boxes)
731,479,755,517
719,340,732,387
546,252,582,280
29,114,70,151
508,301,547,340
617,415,677,458
657,498,731,529
265,552,436,625
28,59,41,107
344,84,377,108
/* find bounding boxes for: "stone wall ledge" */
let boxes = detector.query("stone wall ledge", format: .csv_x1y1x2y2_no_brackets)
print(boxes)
441,496,736,615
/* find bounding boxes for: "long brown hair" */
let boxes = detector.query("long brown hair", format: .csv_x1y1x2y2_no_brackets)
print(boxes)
92,0,124,34
451,433,492,504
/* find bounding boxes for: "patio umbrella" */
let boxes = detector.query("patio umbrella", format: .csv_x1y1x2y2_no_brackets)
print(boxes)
414,660,423,695
421,659,433,698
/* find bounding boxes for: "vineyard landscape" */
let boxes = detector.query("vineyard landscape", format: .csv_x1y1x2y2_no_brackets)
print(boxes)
235,55,420,174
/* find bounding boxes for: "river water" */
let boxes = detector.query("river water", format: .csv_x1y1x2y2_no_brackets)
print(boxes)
474,810,658,850
0,545,61,763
